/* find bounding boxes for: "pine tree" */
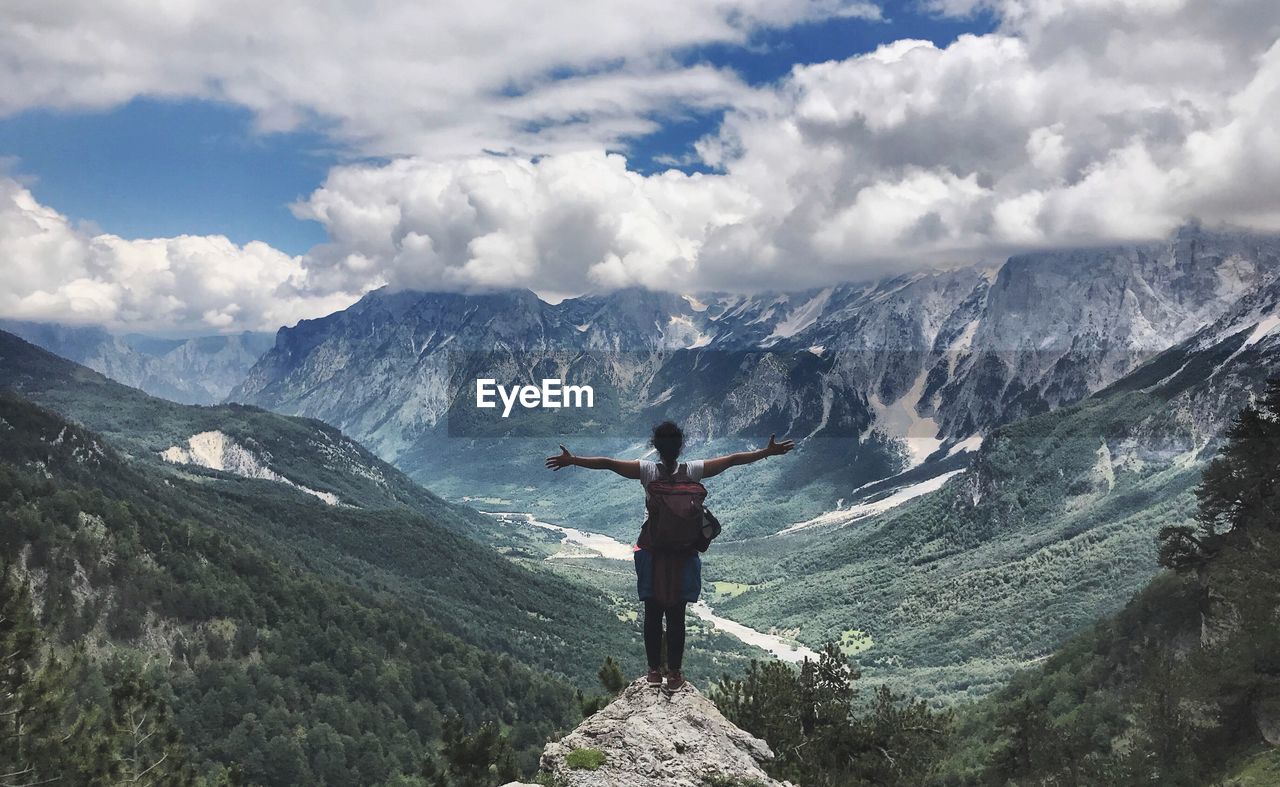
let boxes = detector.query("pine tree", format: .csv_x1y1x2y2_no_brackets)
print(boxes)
0,573,49,787
99,663,198,785
713,643,946,786
1,572,111,786
854,685,948,785
1197,378,1280,535
441,717,517,787
988,696,1054,782
1161,377,1280,570
710,658,806,766
597,656,625,695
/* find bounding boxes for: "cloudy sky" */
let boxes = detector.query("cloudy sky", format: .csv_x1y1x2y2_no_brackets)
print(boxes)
2,0,1279,333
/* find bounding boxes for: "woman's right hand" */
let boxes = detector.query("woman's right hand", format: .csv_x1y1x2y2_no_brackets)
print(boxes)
545,445,574,470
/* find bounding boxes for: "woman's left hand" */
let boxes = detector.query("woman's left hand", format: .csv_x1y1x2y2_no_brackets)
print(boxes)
765,434,795,456
545,445,575,470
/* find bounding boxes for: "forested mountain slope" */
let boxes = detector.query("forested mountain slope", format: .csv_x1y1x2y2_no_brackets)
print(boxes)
0,393,584,783
0,327,676,679
939,380,1280,785
715,391,1204,699
0,328,481,530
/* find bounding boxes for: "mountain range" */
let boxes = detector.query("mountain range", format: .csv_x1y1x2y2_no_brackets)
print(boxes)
12,225,1280,643
219,222,1280,701
13,225,1277,529
212,225,1280,536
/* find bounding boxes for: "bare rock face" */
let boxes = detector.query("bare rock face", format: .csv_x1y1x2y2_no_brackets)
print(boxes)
1256,702,1280,747
539,678,791,787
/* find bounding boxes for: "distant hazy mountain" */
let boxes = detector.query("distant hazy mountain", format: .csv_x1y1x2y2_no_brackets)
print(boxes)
229,225,1280,535
0,319,274,404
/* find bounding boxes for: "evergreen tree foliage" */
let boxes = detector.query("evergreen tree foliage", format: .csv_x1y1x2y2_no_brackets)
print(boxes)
1160,377,1280,570
577,656,628,718
440,718,519,787
1,570,199,786
0,393,580,784
597,656,626,696
710,643,948,786
946,378,1280,784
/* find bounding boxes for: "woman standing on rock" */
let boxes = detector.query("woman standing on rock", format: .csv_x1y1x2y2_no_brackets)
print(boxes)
545,421,795,690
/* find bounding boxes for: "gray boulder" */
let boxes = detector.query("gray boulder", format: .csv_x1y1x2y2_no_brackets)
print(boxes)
540,677,792,787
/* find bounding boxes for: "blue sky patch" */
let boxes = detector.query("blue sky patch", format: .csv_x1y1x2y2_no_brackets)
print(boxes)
0,3,993,254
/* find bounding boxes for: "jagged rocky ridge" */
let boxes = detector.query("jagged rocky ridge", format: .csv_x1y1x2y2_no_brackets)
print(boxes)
234,226,1280,454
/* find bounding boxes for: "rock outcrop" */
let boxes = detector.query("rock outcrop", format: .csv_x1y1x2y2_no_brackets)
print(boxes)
534,678,791,787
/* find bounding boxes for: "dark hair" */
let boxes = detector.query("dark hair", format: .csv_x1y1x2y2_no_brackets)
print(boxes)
652,421,683,472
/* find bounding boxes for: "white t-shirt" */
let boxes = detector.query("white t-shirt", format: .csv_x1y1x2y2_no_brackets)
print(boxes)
639,459,704,499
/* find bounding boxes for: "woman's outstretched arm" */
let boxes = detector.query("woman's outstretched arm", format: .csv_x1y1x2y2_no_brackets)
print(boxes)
545,445,642,479
701,434,795,479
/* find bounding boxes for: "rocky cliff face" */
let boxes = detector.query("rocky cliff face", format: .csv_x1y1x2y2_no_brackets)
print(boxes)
930,226,1280,440
515,678,790,787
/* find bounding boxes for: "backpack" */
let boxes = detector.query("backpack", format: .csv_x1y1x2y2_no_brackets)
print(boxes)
650,460,711,555
646,463,718,553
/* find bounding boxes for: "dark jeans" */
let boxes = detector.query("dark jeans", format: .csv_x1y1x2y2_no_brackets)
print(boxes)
643,600,686,671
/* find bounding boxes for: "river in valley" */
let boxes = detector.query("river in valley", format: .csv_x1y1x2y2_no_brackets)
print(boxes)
486,512,818,664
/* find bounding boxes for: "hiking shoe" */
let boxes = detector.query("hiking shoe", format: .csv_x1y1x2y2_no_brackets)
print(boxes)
665,671,685,691
645,669,663,686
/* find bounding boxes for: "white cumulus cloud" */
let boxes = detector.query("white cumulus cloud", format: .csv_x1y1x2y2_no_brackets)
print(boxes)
0,178,358,332
0,0,879,158
2,0,1280,328
294,0,1280,295
294,152,757,298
